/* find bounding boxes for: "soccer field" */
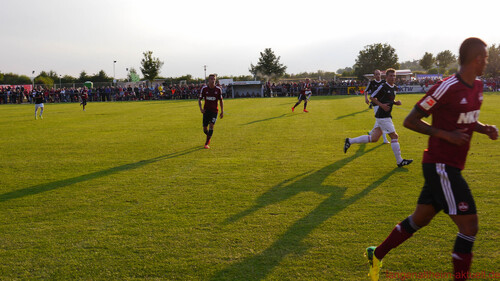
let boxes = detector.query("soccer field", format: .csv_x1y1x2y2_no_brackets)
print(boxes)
1,94,499,280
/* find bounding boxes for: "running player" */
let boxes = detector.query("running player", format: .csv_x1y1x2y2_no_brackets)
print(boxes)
292,78,312,113
344,68,412,167
365,69,389,144
365,38,498,281
198,74,224,149
80,87,88,111
34,85,45,119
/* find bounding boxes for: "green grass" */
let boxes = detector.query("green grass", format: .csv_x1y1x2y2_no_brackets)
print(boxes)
0,94,499,280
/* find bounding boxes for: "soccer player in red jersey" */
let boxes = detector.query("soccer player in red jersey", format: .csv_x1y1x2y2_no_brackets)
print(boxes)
365,38,498,281
198,74,224,149
80,87,88,111
292,78,312,112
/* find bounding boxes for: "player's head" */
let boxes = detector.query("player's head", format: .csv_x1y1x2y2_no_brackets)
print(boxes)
374,69,381,80
208,74,217,87
459,37,488,76
305,78,310,83
385,68,396,84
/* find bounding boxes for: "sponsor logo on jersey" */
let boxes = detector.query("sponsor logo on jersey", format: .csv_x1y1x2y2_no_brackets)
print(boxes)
206,96,217,101
460,98,468,104
420,96,437,110
458,202,469,212
457,110,480,124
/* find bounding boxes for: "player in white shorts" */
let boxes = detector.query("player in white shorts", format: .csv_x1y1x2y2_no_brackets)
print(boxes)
344,68,412,167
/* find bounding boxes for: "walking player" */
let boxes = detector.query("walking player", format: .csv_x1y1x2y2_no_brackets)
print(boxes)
365,38,498,281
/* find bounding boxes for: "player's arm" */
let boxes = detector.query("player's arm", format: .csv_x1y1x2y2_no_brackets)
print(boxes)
474,122,498,140
198,96,204,113
219,98,224,119
403,107,470,145
364,81,371,104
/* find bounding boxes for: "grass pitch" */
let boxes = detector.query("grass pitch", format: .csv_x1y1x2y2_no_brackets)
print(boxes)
0,94,499,280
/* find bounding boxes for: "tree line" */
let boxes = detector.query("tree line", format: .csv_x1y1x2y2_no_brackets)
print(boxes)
2,44,500,86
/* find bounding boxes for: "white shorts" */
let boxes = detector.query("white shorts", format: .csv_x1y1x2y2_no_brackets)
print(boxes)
373,117,395,134
35,103,44,110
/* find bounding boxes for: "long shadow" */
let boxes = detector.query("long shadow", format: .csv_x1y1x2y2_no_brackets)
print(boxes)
241,113,298,126
0,146,202,203
213,144,405,280
335,108,370,120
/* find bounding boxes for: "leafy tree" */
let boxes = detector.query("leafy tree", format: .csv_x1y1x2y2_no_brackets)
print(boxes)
90,70,112,82
140,51,164,85
1,72,31,84
400,59,424,71
249,48,287,81
34,76,54,86
77,71,91,83
436,50,456,69
62,75,76,84
485,44,500,78
336,67,353,75
353,43,399,79
419,52,435,71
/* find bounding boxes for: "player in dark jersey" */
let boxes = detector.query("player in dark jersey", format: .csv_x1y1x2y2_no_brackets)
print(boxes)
80,87,88,111
344,68,412,168
198,74,224,149
33,85,45,119
365,69,389,144
365,38,498,281
291,78,312,113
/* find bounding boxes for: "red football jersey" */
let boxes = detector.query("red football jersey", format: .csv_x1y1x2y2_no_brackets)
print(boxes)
415,74,483,170
199,85,222,112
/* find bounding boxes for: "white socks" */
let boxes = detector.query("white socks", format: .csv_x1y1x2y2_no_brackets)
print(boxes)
349,135,371,144
391,139,403,163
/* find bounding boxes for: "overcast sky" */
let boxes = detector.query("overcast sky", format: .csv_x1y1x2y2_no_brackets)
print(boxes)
2,0,500,79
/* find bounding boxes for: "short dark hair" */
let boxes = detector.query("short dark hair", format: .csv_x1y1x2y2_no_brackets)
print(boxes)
459,37,487,65
208,74,217,79
386,68,396,76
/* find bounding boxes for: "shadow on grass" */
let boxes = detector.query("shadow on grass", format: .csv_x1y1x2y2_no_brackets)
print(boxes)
0,146,202,203
334,108,370,120
214,144,406,280
241,113,298,126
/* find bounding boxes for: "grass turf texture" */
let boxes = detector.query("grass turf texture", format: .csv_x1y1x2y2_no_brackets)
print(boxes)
0,94,499,280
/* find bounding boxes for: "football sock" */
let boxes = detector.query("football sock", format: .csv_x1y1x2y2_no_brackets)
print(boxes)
453,233,474,281
349,135,370,144
39,108,43,117
205,129,213,145
304,101,307,109
391,139,403,164
293,101,301,108
374,216,418,260
203,128,208,135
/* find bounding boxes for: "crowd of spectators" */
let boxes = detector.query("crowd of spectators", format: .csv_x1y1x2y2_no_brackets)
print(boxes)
1,77,499,104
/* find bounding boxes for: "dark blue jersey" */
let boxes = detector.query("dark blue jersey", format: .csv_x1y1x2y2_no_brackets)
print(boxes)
371,82,396,118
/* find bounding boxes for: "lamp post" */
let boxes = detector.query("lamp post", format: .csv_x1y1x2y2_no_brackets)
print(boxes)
126,68,129,82
204,65,207,84
59,75,62,89
113,60,117,85
31,70,35,89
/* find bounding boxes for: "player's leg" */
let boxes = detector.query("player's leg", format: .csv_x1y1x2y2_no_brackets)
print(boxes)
303,100,308,112
450,214,477,281
385,122,412,167
367,203,437,281
292,98,302,111
35,105,38,119
446,169,477,281
39,105,44,119
344,127,380,153
205,123,215,147
373,204,437,260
